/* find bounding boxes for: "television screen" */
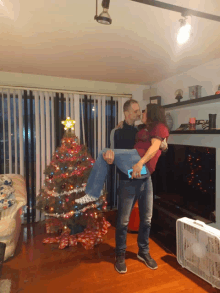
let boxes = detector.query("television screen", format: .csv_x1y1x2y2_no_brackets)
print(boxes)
152,144,216,221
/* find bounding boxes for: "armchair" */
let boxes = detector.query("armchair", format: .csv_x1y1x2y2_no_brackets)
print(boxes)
0,174,27,261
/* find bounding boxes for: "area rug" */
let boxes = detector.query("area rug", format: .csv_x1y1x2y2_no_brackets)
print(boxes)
0,279,11,293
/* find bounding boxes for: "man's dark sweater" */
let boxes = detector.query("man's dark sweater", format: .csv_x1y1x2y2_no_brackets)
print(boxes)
110,121,138,180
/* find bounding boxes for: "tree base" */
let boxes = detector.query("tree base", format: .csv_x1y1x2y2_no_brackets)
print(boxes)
69,224,86,235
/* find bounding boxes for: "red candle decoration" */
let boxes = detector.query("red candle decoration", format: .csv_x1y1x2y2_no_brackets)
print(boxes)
215,85,220,95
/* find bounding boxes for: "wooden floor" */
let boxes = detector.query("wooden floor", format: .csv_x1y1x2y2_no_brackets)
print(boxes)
1,216,219,293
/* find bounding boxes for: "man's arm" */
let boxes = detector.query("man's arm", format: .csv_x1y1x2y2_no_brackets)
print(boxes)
104,128,117,164
119,122,168,151
110,128,116,149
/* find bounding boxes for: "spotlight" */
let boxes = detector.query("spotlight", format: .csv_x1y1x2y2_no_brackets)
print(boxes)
95,0,112,25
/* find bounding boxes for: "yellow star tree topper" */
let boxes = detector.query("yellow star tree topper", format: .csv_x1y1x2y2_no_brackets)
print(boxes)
61,117,76,130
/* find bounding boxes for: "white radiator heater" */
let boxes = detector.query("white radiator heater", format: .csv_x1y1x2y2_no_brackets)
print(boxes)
176,217,220,289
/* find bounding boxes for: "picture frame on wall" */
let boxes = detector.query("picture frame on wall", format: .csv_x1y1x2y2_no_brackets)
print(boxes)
150,96,161,106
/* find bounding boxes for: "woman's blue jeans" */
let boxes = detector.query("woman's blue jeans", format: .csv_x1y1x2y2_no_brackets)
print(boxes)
115,177,153,255
85,148,150,199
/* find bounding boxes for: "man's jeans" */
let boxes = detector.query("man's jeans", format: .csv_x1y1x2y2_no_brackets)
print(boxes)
85,148,150,199
115,177,153,255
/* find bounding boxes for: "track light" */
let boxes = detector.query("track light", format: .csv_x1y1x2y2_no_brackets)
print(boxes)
132,1,220,46
94,0,112,25
177,15,192,45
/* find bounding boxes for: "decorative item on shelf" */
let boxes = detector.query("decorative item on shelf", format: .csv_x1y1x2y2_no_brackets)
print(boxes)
150,96,161,106
215,85,220,95
189,117,196,130
165,112,173,131
175,89,183,103
209,114,217,130
189,85,202,99
196,120,209,130
175,124,189,131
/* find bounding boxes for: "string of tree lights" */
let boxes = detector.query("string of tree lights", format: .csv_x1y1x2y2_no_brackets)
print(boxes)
37,117,110,250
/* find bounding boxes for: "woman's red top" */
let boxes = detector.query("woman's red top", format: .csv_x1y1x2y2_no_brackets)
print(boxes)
134,123,169,174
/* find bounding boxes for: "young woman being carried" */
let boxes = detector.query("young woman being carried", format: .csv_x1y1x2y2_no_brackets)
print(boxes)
76,104,169,204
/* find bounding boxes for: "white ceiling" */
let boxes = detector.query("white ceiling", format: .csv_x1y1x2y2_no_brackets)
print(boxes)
0,0,220,85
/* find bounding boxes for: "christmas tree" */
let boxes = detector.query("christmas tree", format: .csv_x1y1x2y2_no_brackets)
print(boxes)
37,117,110,250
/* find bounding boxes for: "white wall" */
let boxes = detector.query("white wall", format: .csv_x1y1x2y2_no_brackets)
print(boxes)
0,71,148,103
0,68,148,128
152,57,220,104
143,58,220,229
0,71,149,128
150,58,220,130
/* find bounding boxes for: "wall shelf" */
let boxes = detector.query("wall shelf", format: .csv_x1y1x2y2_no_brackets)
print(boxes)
170,130,220,134
163,94,220,109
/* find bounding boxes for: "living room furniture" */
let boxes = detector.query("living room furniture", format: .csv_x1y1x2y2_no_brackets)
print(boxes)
0,174,27,261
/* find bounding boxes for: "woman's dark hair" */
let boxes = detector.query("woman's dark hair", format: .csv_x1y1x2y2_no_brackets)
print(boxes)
145,104,168,132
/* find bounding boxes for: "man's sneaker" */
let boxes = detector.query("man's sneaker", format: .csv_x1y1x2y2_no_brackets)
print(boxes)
137,252,158,270
115,254,127,274
75,194,97,204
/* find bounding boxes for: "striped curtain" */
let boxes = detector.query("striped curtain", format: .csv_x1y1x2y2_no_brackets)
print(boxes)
0,87,128,223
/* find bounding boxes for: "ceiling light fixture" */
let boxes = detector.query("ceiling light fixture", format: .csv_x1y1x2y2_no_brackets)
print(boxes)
177,13,192,45
95,0,112,25
132,0,220,22
132,0,220,45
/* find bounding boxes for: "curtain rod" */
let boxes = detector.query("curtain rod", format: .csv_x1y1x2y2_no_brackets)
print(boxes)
0,85,132,98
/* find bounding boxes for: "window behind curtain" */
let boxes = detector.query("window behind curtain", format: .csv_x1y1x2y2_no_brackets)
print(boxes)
0,89,121,223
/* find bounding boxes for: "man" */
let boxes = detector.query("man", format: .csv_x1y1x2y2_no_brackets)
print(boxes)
104,99,167,274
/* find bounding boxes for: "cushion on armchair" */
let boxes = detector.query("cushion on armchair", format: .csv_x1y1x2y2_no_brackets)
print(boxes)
0,175,13,187
8,175,27,205
0,183,16,212
0,195,16,212
0,175,26,221
0,186,15,200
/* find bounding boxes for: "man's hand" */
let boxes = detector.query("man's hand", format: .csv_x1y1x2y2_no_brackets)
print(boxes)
103,150,115,164
116,121,123,129
160,138,168,151
131,162,143,179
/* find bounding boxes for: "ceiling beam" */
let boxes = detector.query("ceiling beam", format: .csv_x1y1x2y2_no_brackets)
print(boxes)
131,0,220,22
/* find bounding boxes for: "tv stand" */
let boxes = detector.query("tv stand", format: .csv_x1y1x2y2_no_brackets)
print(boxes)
152,197,213,235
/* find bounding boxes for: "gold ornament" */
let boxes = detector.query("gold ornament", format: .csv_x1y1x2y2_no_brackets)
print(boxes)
61,117,76,130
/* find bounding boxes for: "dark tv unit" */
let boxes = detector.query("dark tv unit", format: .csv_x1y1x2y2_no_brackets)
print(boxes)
151,144,216,234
